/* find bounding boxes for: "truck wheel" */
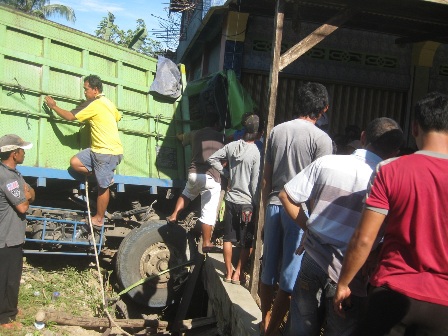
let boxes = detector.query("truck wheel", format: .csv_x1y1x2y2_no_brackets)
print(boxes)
116,221,189,307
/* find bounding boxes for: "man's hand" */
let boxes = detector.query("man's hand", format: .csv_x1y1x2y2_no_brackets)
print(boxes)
44,96,57,109
43,96,75,121
333,284,352,318
25,183,35,203
241,204,253,223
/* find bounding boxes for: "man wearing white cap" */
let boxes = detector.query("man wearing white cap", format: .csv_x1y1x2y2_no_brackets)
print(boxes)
0,134,35,330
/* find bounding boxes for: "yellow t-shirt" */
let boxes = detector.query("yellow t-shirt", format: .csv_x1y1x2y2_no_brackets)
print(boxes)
72,95,123,155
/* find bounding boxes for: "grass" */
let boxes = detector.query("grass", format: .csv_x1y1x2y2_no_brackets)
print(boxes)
1,256,114,336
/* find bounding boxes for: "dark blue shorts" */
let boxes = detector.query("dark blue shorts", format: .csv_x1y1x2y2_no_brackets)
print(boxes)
76,148,122,188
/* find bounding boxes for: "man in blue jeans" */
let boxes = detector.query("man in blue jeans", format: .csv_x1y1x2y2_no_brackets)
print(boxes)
279,118,403,335
259,82,333,336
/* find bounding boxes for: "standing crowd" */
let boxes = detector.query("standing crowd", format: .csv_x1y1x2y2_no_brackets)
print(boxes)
1,75,447,336
171,82,448,336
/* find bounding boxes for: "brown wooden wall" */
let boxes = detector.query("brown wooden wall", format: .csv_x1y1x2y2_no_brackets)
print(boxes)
241,70,408,138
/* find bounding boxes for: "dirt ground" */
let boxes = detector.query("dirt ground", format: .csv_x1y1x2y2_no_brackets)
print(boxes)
5,255,164,336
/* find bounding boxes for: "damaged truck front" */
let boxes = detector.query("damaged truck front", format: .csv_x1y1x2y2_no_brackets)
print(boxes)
0,5,195,308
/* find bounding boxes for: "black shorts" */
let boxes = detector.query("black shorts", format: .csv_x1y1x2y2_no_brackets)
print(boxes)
359,286,448,335
223,200,254,248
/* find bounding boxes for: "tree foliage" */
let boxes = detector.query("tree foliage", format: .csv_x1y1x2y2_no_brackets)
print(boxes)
0,0,75,22
95,12,163,58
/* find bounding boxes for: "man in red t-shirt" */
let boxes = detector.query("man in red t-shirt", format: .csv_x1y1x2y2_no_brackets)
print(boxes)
334,92,448,336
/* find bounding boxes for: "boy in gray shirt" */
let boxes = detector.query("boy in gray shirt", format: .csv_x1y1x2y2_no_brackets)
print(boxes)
208,114,261,284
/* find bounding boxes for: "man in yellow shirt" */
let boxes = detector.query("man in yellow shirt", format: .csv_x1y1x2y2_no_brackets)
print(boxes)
45,75,123,228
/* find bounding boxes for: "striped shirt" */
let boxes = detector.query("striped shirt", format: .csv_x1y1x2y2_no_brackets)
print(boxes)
284,149,382,296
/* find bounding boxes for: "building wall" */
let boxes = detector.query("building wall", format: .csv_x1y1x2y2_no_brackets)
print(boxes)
207,36,223,75
243,16,413,90
429,44,448,93
241,72,407,139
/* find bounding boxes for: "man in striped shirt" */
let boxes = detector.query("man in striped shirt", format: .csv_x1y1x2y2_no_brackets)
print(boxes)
279,117,403,336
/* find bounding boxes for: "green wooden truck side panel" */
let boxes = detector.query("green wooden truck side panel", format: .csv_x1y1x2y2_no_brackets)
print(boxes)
0,6,187,182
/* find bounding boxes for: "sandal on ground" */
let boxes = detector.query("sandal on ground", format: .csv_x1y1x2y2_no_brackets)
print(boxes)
223,277,232,283
90,217,104,231
92,224,103,231
166,217,177,225
202,245,223,253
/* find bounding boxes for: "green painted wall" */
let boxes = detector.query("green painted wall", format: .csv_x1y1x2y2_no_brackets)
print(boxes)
0,6,187,181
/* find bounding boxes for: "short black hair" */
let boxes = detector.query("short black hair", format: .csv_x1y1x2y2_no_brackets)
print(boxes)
294,82,329,119
84,75,103,93
415,92,448,133
0,150,13,160
204,112,221,129
365,117,403,156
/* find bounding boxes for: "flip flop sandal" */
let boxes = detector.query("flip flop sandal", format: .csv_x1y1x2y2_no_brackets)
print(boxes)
92,224,103,231
166,217,177,225
223,277,232,283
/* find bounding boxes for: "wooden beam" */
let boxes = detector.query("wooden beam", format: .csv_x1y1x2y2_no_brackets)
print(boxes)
36,310,216,331
172,253,206,333
35,310,168,329
279,7,358,70
249,0,285,300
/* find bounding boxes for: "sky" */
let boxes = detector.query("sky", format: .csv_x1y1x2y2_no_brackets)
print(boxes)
51,0,174,48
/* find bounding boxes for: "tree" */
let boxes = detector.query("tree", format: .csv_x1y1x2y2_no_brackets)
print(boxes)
0,0,75,22
95,13,163,58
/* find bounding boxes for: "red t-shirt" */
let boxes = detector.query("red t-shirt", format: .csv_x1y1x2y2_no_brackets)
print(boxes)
366,151,448,307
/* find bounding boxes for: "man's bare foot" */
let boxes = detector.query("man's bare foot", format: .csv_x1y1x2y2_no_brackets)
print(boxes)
0,321,22,330
91,216,104,228
231,272,246,284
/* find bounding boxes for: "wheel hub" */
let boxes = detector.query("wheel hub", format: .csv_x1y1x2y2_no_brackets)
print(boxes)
139,242,174,288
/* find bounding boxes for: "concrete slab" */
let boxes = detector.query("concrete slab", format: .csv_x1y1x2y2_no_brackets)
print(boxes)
203,252,261,336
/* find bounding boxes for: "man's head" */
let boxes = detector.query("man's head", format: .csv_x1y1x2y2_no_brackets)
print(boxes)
83,75,103,99
362,117,403,159
0,134,32,163
242,113,260,141
414,92,448,133
204,112,223,131
294,82,329,120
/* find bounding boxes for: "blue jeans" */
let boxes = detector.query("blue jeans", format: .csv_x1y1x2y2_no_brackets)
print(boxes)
290,252,365,336
260,204,303,293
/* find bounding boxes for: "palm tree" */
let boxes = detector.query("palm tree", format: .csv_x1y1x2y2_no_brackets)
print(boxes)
0,0,76,22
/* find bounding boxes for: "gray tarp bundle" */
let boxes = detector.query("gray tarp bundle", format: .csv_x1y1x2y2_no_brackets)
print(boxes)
149,56,182,100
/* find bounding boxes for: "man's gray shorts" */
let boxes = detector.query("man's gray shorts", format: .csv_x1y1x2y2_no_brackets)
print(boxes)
76,148,123,189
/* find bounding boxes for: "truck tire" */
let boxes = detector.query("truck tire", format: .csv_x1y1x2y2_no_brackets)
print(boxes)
116,220,189,307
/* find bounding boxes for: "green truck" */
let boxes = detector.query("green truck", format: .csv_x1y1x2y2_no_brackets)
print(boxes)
0,5,193,308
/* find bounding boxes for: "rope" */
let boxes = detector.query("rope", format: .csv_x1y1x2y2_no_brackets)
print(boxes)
84,177,132,336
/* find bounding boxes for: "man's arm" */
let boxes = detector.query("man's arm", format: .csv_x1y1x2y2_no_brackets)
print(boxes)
25,183,35,203
333,208,386,316
14,183,34,214
279,189,307,230
44,96,76,121
250,154,261,202
207,146,229,178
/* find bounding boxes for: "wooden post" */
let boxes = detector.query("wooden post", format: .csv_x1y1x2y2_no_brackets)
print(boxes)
249,0,285,300
279,7,357,70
